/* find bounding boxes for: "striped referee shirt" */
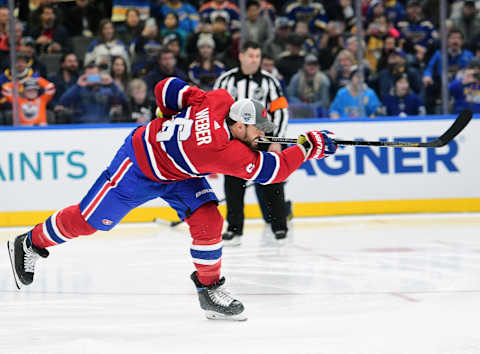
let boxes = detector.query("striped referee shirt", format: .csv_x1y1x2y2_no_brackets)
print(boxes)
213,68,288,137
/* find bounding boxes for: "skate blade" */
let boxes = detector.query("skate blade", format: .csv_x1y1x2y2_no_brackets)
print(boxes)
7,241,22,290
205,311,248,321
222,238,242,247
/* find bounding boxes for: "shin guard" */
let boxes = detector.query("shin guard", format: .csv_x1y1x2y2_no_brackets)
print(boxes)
30,204,97,248
185,202,223,286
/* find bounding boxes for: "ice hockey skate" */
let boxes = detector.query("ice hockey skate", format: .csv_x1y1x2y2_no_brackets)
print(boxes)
191,271,247,321
222,230,242,247
274,230,288,245
7,233,49,289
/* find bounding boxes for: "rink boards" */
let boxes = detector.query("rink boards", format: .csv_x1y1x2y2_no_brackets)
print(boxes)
0,115,479,226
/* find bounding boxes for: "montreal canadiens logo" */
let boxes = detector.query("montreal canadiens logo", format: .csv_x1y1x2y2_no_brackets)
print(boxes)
102,219,113,226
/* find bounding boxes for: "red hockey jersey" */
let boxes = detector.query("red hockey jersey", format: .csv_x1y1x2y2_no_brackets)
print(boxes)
131,77,307,184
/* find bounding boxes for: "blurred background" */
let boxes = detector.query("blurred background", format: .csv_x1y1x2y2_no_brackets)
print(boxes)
1,0,480,124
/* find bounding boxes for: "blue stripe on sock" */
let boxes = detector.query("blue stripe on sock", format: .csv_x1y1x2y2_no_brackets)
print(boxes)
45,217,65,244
190,248,222,260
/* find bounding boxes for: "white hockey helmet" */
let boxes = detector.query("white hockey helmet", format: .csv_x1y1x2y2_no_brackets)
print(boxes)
228,99,276,133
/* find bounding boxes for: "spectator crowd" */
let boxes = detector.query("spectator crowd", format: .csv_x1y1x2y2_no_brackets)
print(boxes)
1,0,480,125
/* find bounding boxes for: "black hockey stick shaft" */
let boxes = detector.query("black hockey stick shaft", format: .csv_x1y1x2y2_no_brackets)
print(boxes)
169,182,255,227
261,109,473,148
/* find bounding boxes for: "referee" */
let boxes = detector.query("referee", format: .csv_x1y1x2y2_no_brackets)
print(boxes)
214,41,290,246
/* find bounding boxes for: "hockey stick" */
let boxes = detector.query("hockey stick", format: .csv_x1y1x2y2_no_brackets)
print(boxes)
259,109,473,148
168,182,255,227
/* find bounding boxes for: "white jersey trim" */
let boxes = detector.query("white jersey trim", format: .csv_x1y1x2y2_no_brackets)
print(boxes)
145,123,169,181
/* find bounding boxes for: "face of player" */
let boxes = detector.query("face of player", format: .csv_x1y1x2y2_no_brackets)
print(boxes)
239,48,261,75
231,122,265,148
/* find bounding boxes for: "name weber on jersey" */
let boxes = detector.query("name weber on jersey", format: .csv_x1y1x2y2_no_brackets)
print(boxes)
195,107,212,146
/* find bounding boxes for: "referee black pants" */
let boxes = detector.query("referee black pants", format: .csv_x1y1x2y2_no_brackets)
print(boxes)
224,175,287,235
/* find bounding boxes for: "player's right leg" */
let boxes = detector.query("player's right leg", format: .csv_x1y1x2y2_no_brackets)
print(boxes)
161,178,246,320
186,203,246,321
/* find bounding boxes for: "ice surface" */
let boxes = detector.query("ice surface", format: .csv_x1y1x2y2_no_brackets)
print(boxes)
1,214,479,354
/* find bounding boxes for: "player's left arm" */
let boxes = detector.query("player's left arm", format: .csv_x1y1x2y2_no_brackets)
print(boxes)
202,129,337,184
201,141,306,184
266,76,288,137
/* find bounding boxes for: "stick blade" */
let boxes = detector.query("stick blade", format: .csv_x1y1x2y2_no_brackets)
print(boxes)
425,109,473,147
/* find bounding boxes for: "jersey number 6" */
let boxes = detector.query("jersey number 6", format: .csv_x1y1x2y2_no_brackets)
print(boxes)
156,118,193,142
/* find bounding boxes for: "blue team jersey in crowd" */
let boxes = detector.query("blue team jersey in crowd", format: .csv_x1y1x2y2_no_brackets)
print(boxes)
151,2,199,33
397,19,436,49
449,79,480,114
285,1,328,32
198,1,240,28
382,93,425,116
423,50,474,79
59,83,127,123
188,60,226,90
367,0,406,24
330,86,381,118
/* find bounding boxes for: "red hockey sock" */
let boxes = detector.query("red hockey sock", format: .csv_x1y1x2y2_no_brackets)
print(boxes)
31,204,97,248
185,202,223,286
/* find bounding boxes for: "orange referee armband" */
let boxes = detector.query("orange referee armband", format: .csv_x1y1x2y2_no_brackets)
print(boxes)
269,96,288,113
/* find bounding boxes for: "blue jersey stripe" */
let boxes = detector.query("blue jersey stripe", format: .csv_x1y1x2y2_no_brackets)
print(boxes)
254,152,277,184
164,125,195,175
45,217,65,244
190,248,222,260
165,79,188,111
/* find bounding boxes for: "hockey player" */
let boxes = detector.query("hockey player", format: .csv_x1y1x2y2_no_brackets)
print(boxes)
7,77,337,321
